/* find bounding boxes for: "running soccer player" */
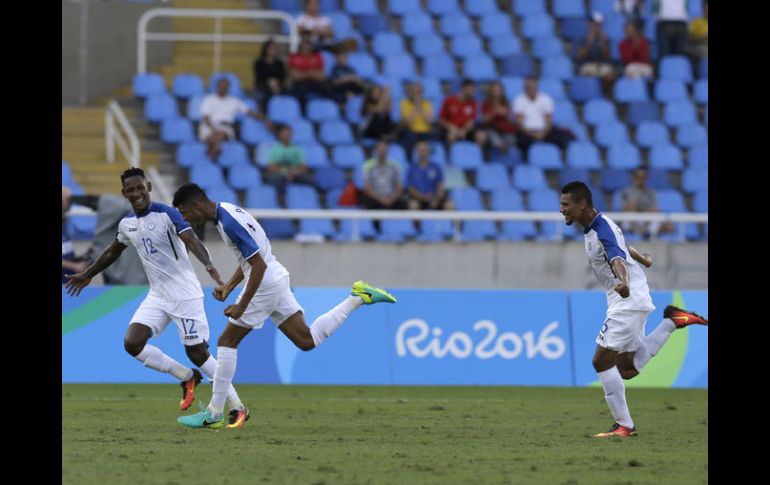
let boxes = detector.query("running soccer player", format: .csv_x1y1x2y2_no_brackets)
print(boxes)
171,183,397,429
559,181,707,438
65,168,245,414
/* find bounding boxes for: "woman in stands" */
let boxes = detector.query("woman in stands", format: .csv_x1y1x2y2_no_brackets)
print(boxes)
254,39,287,110
360,84,394,141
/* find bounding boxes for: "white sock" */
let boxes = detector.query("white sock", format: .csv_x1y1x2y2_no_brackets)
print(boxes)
308,295,363,347
135,344,192,381
199,356,243,410
597,367,634,429
208,347,238,417
633,318,677,371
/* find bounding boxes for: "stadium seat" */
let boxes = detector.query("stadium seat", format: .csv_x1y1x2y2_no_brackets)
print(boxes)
595,121,629,147
565,141,602,169
384,53,416,79
654,79,688,103
569,76,602,102
635,121,670,148
144,93,177,122
423,53,457,80
646,168,673,190
189,163,226,190
501,54,535,77
583,98,617,125
207,186,238,205
343,0,377,16
626,101,660,125
245,185,279,208
176,143,210,168
554,0,586,17
133,72,166,98
521,13,554,38
378,219,417,242
306,98,340,123
320,121,354,145
186,95,203,121
512,165,547,191
255,143,275,166
171,73,204,99
606,142,641,170
553,99,578,125
208,72,243,96
358,15,389,38
450,142,484,170
314,166,347,192
513,0,546,17
416,220,454,242
659,55,693,82
261,219,297,239
270,0,301,10
613,77,648,103
217,141,249,168
412,32,446,58
347,52,377,79
676,123,707,148
698,57,708,79
402,12,434,37
427,0,458,16
688,145,708,168
693,188,708,212
599,168,632,193
480,12,513,37
532,35,564,59
286,184,320,209
476,164,511,191
336,218,378,241
664,100,697,127
451,34,483,58
329,12,353,38
538,78,566,100
440,13,473,37
560,17,588,42
463,56,496,82
682,167,708,193
694,79,708,104
331,144,365,169
373,32,405,58
489,34,523,58
541,55,574,80
240,118,275,146
529,143,563,169
267,96,302,123
558,167,591,188
649,143,684,169
467,0,499,16
227,164,261,191
301,143,330,168
160,118,194,144
528,188,562,240
288,119,316,144
389,0,423,16
299,218,336,238
500,76,524,99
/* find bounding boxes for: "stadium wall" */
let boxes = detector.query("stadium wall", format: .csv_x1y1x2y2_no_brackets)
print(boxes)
62,287,708,388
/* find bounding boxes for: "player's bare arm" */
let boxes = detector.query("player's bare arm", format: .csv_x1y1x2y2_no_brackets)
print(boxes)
178,230,224,285
214,266,244,302
610,258,630,298
223,253,267,320
627,245,653,268
65,240,127,297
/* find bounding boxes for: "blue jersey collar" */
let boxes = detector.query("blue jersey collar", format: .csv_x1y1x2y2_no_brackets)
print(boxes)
583,211,602,234
134,201,157,218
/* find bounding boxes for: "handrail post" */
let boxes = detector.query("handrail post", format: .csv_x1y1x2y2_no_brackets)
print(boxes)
105,110,114,164
213,15,222,76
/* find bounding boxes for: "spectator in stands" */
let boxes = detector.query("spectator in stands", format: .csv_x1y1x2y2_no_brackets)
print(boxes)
616,0,645,24
620,21,654,79
330,47,366,103
620,168,675,237
399,82,436,158
62,186,87,283
296,0,334,51
655,0,689,58
265,124,315,194
577,12,617,86
438,79,487,147
199,78,267,159
687,0,708,60
288,35,332,111
360,140,407,210
406,141,454,211
254,39,287,109
361,84,395,141
513,78,574,157
481,81,518,155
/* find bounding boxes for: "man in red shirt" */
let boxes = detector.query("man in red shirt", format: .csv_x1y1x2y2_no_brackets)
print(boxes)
439,79,487,147
619,21,654,79
288,35,332,110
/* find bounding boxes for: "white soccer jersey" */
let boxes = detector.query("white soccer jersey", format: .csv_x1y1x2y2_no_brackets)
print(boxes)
583,213,655,314
215,202,289,286
116,202,203,302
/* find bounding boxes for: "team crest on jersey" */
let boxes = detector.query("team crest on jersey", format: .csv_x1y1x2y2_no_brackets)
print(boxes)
148,224,155,230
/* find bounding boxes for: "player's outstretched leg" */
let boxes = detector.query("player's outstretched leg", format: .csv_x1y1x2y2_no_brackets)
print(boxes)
351,280,397,304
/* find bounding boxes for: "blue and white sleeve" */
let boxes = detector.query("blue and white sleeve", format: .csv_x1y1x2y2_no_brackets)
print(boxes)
220,212,260,260
595,219,626,262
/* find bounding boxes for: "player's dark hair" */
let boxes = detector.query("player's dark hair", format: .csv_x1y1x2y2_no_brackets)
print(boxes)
561,181,593,207
172,183,210,208
120,167,146,184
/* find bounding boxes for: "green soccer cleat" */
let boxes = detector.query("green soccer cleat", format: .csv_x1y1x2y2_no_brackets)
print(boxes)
351,280,397,304
177,402,225,430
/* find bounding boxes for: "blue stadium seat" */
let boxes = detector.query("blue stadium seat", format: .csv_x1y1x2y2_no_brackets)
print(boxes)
466,0,499,16
528,188,562,240
512,165,547,191
427,0,458,16
133,72,166,98
522,14,554,38
627,101,660,125
613,77,648,103
301,143,330,168
412,32,446,58
402,12,434,37
563,120,589,140
566,141,602,169
423,53,457,80
347,52,377,79
646,168,673,190
227,164,261,191
176,143,210,168
682,167,708,194
144,93,177,122
314,166,346,192
451,188,496,240
659,55,693,82
569,76,602,102
583,98,617,125
420,78,442,99
378,219,417,242
635,121,670,147
440,13,473,36
657,189,688,212
207,186,239,205
270,0,300,10
606,142,641,170
558,167,591,188
208,72,243,96
676,123,707,148
321,0,339,11
299,218,336,238
189,162,226,190
693,188,708,212
501,54,535,77
560,17,588,42
387,143,408,164
480,12,513,37
186,95,203,121
336,218,378,241
288,119,316,144
373,32,405,58
67,213,96,239
358,15,390,38
694,79,708,105
553,99,578,125
476,164,511,191
412,141,448,166
384,53,416,79
603,12,626,42
343,0,377,16
529,142,563,169
513,0,546,17
240,118,275,146
451,34,483,58
307,98,341,123
664,100,697,127
463,56,497,82
217,141,249,168
649,143,684,169
654,79,688,103
554,0,586,17
160,117,194,144
590,0,616,16
532,35,564,59
320,121,354,145
261,219,297,239
389,0,423,16
541,55,574,80
286,184,320,209
500,76,524,99
267,96,302,123
416,220,454,242
600,168,632,193
171,73,204,99
245,186,279,208
489,34,523,58
332,144,365,169
595,121,629,147
538,78,566,100
688,144,708,168
698,57,708,79
329,12,353,38
450,142,484,170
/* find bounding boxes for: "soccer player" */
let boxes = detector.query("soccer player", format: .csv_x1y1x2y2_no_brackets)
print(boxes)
559,181,707,438
64,168,245,417
171,183,397,429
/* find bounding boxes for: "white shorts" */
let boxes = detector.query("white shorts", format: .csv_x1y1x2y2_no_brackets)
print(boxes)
130,294,210,347
229,276,304,329
198,122,235,142
595,310,651,353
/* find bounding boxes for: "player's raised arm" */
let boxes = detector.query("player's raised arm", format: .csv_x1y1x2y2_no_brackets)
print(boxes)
64,240,127,297
223,253,267,320
178,230,224,286
627,245,653,268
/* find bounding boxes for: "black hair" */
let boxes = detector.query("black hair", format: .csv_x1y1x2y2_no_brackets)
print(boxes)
259,38,276,60
120,167,146,184
461,78,474,87
172,183,210,208
561,181,593,207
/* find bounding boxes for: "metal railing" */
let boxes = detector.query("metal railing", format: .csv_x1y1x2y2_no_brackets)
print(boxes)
137,8,299,75
105,101,140,168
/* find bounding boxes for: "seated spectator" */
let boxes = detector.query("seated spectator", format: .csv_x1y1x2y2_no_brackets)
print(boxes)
265,124,315,193
438,79,487,147
687,0,708,60
620,21,654,79
254,39,287,108
655,0,689,58
513,78,574,157
62,186,87,283
406,141,454,211
360,140,407,210
199,78,267,159
620,168,675,237
288,35,332,110
399,82,436,157
296,0,334,51
361,84,395,141
577,12,617,85
330,48,366,103
481,81,518,154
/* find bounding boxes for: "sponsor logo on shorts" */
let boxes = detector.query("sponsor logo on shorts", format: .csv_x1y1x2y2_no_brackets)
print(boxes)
128,228,138,232
184,335,198,341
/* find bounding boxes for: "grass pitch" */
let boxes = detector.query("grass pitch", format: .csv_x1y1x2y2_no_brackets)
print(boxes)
62,384,707,484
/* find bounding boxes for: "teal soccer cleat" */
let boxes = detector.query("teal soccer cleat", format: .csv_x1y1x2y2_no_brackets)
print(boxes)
351,280,397,304
177,402,225,430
